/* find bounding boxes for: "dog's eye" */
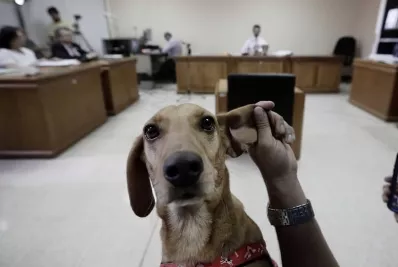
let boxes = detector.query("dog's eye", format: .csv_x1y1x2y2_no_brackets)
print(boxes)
144,124,160,140
200,116,215,132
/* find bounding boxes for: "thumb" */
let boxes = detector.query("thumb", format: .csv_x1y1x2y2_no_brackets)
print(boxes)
253,107,273,144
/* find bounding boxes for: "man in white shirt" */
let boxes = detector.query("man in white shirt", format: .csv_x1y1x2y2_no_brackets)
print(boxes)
162,32,182,57
241,24,268,56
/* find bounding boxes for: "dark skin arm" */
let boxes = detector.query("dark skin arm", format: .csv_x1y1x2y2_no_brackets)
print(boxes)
249,101,339,267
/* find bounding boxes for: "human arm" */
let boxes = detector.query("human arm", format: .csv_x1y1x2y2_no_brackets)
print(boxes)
240,40,250,55
74,43,88,57
162,41,173,54
0,49,16,67
74,44,97,61
249,101,339,267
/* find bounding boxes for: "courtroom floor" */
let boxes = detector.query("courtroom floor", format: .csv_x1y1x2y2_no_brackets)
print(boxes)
1,84,398,267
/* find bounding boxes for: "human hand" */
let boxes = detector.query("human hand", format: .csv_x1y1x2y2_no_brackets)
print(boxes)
249,101,297,184
86,52,98,59
382,176,398,223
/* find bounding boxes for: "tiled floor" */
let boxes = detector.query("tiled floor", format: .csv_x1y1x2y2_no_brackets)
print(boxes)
1,85,398,267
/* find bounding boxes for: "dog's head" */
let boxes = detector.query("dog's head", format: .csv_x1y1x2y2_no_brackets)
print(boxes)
126,103,258,217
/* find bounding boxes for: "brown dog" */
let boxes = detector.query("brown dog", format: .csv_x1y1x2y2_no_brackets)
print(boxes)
127,103,295,267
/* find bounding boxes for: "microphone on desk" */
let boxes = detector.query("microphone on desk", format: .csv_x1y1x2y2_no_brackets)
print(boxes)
182,42,192,56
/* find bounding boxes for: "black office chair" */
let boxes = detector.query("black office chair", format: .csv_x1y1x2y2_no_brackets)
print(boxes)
333,36,356,67
227,73,295,125
333,36,356,82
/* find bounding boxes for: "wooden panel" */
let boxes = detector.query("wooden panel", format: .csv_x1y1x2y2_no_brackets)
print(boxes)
131,62,139,101
258,61,285,73
0,65,107,158
40,68,107,152
176,60,189,93
292,62,317,89
316,63,341,92
291,56,342,93
0,88,50,152
188,61,227,93
106,60,138,115
292,88,305,159
350,59,398,120
236,61,260,73
215,80,228,114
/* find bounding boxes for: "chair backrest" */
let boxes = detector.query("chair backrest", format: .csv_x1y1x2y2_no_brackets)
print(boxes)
333,36,356,65
227,74,295,125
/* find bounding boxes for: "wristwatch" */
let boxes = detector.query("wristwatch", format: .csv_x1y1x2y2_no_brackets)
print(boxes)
267,199,314,227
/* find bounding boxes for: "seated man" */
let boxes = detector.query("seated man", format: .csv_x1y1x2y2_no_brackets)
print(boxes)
51,27,96,61
162,32,182,57
241,24,268,56
154,32,183,82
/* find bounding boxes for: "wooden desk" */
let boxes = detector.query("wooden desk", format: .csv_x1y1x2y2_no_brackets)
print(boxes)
176,56,228,93
229,56,291,74
100,58,138,115
176,56,341,94
0,63,107,158
291,56,342,93
350,59,398,121
215,79,305,159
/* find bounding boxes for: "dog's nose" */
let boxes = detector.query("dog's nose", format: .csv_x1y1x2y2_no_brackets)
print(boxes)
163,151,203,187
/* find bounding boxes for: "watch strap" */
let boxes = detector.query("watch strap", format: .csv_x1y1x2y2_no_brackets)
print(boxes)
268,199,314,227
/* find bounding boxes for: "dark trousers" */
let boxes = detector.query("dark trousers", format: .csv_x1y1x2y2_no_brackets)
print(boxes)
154,58,176,82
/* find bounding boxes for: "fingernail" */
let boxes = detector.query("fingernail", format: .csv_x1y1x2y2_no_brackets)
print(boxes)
280,123,285,133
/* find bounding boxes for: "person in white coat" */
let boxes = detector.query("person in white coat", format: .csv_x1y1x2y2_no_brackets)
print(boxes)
0,26,37,68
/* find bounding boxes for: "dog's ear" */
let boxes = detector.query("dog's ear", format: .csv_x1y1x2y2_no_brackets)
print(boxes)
217,105,257,158
126,135,155,217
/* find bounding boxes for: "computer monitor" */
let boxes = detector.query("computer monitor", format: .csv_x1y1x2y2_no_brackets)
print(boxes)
103,39,133,57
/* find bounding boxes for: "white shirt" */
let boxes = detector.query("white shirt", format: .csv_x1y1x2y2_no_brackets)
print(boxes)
162,38,183,57
241,36,268,55
63,44,81,57
0,47,37,67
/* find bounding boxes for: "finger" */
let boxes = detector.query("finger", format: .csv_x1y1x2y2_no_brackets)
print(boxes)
383,185,391,203
253,107,273,143
268,111,285,137
385,176,392,183
255,101,275,111
283,121,296,144
383,193,389,203
383,184,391,195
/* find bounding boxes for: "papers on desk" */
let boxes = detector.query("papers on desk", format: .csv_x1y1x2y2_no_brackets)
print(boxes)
0,66,39,76
37,59,80,67
102,54,123,59
272,50,293,57
368,54,398,65
0,68,18,76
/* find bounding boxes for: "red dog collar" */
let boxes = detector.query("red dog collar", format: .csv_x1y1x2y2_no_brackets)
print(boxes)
160,241,277,267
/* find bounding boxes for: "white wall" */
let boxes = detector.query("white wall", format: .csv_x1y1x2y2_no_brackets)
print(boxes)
109,0,361,55
22,0,108,53
353,0,381,57
0,1,20,28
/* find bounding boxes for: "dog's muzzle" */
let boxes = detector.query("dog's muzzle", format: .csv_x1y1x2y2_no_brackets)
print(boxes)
163,151,203,188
